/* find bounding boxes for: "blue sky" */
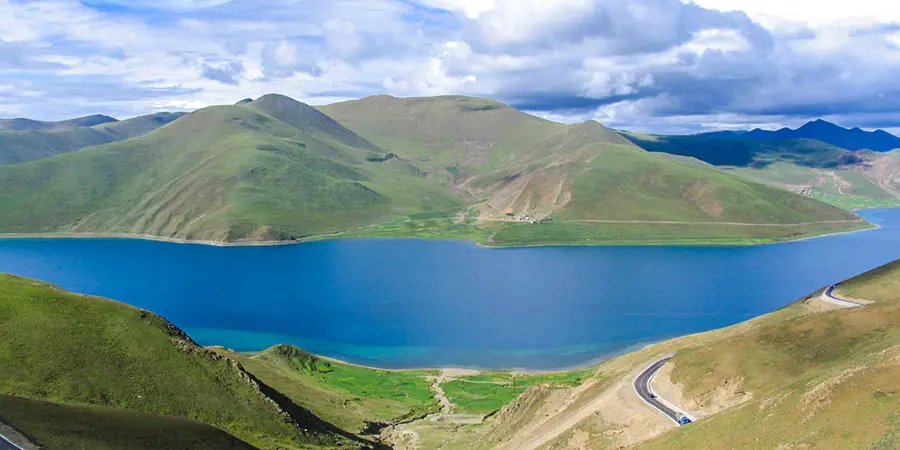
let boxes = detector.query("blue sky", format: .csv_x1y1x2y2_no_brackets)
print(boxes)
2,0,900,134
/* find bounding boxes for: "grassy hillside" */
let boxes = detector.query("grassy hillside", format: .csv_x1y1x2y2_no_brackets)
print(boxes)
0,95,462,242
0,112,184,165
637,260,900,449
405,260,900,449
0,273,358,449
0,94,867,245
320,95,572,175
323,96,862,245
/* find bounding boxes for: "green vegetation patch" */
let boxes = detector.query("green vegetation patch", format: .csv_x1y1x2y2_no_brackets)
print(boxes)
486,219,868,247
443,369,594,415
816,194,900,211
442,381,525,415
216,345,439,433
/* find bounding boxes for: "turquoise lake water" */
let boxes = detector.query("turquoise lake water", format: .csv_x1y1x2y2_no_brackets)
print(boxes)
1,208,899,370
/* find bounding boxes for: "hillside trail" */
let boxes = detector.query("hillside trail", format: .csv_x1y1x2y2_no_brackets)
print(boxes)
426,369,482,415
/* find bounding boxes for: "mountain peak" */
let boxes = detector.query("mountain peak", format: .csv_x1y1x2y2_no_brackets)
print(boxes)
248,93,382,152
746,119,900,152
798,119,839,130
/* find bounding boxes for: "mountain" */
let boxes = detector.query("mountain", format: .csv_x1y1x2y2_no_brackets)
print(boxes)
0,94,864,245
623,132,854,168
322,95,862,245
745,119,900,152
0,94,462,242
0,114,118,131
0,273,360,449
0,112,185,165
247,94,382,152
624,131,900,210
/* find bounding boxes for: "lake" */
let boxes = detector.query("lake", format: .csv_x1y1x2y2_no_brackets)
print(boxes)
1,208,899,370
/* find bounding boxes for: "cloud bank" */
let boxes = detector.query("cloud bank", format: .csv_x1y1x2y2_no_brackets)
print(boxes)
2,0,900,133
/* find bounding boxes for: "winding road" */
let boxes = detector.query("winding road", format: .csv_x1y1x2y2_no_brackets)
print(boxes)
0,433,23,450
821,283,865,308
634,357,695,426
634,282,866,427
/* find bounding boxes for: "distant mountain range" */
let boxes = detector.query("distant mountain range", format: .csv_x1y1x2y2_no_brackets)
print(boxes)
706,119,900,152
0,112,185,165
0,114,118,131
624,119,900,209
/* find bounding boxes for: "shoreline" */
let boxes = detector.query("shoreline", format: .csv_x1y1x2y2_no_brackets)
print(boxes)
213,338,676,375
0,232,299,247
0,217,880,250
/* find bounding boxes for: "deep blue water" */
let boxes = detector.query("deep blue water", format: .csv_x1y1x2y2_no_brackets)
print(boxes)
1,208,899,370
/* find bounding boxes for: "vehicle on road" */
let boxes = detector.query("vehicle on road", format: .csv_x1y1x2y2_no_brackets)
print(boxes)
676,414,691,425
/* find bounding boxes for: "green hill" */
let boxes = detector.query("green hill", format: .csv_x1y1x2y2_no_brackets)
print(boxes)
0,112,184,165
0,94,462,242
322,95,863,245
0,273,362,449
0,94,867,245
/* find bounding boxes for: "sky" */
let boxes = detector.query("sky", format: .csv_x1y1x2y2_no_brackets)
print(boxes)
2,0,900,134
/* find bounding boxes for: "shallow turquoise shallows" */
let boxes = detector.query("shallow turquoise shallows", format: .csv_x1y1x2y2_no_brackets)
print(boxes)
2,208,899,370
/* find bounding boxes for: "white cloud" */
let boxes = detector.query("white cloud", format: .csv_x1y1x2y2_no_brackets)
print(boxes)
383,57,478,96
414,0,498,18
688,0,900,27
0,0,898,134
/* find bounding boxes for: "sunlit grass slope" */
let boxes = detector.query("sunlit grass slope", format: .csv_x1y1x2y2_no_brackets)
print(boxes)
0,94,462,242
639,260,900,449
0,274,356,449
322,95,862,244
